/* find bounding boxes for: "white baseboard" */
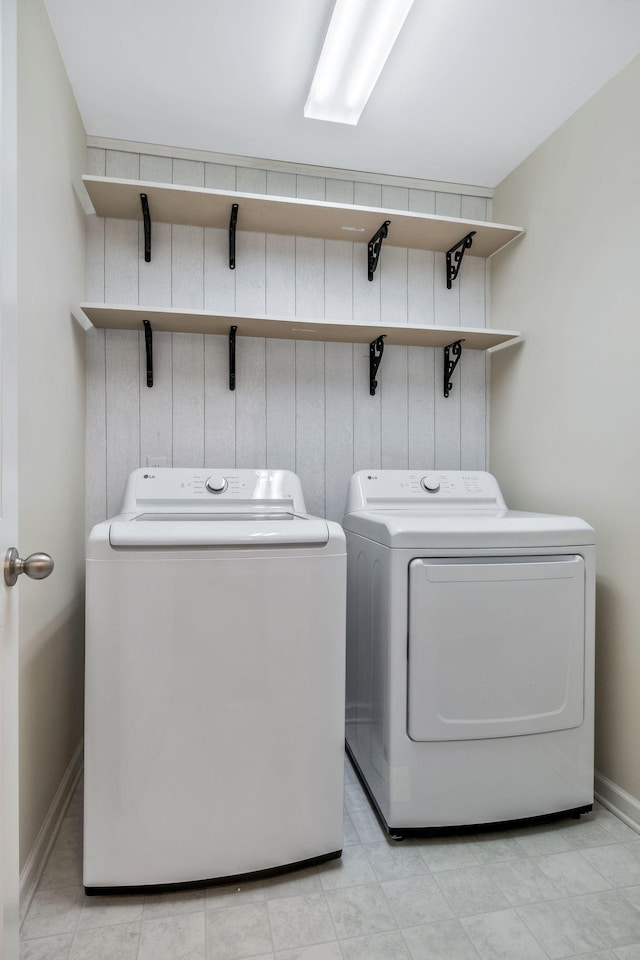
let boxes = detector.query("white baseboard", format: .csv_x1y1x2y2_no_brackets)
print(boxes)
19,740,84,925
595,770,640,835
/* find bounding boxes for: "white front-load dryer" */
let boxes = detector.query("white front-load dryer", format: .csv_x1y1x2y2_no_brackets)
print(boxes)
342,470,595,837
84,468,346,892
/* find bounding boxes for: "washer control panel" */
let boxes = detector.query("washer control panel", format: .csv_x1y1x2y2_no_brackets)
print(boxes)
119,468,307,513
345,470,506,513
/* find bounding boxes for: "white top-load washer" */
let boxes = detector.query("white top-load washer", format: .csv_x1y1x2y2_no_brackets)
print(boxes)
342,470,595,837
85,468,346,892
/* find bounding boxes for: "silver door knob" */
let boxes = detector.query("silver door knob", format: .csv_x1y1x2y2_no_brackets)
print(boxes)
4,547,54,587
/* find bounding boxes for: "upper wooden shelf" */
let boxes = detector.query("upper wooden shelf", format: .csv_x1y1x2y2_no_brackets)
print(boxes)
80,303,520,351
82,176,523,259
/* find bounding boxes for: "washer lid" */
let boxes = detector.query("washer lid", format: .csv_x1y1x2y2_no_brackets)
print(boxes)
342,509,595,548
109,513,330,547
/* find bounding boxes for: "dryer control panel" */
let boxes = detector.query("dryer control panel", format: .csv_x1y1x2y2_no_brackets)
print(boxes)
344,470,507,514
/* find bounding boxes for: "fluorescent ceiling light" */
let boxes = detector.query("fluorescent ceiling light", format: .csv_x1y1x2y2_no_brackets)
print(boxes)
304,0,415,125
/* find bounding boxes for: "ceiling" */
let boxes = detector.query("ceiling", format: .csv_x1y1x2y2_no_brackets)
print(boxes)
44,0,640,189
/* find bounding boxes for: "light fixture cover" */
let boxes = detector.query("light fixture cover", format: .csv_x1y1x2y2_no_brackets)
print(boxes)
304,0,415,125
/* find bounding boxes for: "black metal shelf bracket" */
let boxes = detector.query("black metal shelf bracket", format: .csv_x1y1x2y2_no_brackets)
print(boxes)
446,230,476,289
368,220,391,281
143,319,153,387
229,203,239,270
140,193,151,263
229,325,237,391
444,339,464,398
369,335,386,396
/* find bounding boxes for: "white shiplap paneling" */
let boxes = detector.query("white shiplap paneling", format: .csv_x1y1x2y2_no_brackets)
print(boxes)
105,329,140,517
323,177,355,522
265,171,296,473
86,148,489,525
433,192,463,469
204,333,235,468
85,327,107,532
139,329,172,467
460,195,489,470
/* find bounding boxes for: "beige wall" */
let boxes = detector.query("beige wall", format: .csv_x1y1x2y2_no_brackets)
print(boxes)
490,55,640,801
17,0,86,868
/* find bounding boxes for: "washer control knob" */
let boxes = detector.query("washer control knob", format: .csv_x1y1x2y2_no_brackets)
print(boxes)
205,475,228,494
421,476,440,494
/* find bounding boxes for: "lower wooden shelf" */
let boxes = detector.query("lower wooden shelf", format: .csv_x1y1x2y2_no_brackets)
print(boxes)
80,303,521,351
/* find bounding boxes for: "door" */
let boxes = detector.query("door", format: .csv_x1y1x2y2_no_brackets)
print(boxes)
0,0,19,954
407,555,586,742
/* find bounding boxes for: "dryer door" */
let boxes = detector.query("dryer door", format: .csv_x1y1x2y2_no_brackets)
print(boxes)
407,555,585,741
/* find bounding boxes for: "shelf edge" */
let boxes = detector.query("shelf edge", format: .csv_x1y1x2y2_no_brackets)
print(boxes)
80,303,522,351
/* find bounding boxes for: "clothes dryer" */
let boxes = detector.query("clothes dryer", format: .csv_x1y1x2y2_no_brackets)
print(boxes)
85,468,345,891
342,470,595,837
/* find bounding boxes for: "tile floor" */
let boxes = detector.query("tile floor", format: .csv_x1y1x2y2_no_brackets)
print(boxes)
20,755,640,960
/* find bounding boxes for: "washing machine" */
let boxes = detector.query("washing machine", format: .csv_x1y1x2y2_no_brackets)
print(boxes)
84,468,346,892
343,469,595,837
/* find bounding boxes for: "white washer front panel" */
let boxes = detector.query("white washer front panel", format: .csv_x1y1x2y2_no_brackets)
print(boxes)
408,555,585,741
85,550,345,887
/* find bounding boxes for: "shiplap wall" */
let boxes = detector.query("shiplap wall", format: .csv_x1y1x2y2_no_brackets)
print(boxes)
86,147,491,528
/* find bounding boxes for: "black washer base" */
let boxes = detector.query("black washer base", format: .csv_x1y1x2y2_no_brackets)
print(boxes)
346,742,593,841
84,848,342,897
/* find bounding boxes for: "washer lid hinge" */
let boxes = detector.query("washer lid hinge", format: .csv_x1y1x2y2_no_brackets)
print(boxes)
446,230,476,289
368,220,390,281
370,335,386,396
229,203,239,270
444,339,464,398
140,193,151,262
143,319,153,387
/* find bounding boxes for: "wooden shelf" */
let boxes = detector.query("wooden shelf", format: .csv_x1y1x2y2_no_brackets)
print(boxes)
81,303,520,350
82,176,523,260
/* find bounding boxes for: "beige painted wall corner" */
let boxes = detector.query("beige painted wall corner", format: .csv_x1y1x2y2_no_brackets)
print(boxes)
490,54,640,802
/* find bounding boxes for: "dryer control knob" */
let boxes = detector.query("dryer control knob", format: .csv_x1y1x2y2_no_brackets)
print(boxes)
205,475,228,494
421,476,440,493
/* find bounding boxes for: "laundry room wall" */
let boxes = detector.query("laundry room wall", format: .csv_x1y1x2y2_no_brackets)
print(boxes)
85,148,492,529
490,55,640,819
